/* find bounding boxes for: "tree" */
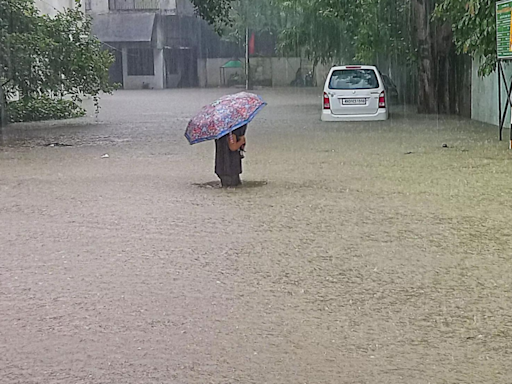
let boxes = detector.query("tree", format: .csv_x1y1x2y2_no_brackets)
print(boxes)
277,0,356,64
434,0,496,77
197,0,287,88
277,0,465,113
277,0,414,68
191,0,422,104
190,0,478,114
414,0,453,113
190,0,235,31
0,0,115,127
191,0,413,67
219,0,284,48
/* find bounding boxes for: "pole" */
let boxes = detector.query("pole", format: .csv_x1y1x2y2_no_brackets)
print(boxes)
510,81,512,150
0,86,6,128
499,61,503,141
245,27,250,90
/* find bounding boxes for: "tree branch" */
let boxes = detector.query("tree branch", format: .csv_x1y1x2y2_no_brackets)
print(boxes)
1,78,12,87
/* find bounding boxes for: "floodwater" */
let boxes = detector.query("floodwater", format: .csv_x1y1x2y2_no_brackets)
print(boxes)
2,89,512,383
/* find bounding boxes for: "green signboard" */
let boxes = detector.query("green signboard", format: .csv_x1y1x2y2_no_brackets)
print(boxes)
497,0,512,59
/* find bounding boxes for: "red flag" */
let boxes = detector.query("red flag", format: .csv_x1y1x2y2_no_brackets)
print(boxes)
249,33,255,55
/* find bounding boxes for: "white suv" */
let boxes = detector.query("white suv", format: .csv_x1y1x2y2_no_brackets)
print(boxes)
321,65,389,122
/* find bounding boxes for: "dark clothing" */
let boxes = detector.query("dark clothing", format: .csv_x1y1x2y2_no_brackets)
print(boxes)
215,133,243,187
234,125,247,137
215,134,242,175
218,174,241,187
234,125,247,152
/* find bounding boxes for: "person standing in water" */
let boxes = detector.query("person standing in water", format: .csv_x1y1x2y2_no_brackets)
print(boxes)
215,125,247,187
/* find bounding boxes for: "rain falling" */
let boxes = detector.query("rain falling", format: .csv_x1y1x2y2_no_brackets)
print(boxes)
1,0,512,383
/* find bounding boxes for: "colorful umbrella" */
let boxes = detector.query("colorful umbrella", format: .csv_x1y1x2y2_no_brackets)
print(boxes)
185,92,266,145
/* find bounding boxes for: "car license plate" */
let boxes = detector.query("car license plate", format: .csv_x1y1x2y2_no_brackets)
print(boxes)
342,98,366,105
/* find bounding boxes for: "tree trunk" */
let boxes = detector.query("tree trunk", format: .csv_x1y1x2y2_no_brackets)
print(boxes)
414,0,459,114
453,53,472,118
0,86,7,128
434,22,455,114
414,0,437,113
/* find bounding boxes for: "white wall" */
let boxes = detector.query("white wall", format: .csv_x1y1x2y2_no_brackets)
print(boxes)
34,0,83,15
471,59,512,126
203,58,229,87
176,0,194,16
198,60,243,88
198,57,327,88
315,63,332,88
198,59,207,88
160,0,177,12
122,48,165,89
270,58,301,86
87,0,177,14
87,0,109,14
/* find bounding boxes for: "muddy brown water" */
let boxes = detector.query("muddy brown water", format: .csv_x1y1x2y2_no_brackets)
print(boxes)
1,89,512,383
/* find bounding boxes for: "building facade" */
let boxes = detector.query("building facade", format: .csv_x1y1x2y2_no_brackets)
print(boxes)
34,0,83,16
87,0,210,90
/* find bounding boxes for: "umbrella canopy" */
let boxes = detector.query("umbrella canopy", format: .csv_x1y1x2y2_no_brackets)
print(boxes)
185,92,266,145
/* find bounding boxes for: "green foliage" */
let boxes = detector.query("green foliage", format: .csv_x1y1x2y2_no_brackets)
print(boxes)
277,0,354,63
219,0,285,48
191,0,415,66
190,0,498,78
190,0,235,31
0,0,115,124
277,0,414,66
434,0,497,76
7,96,86,123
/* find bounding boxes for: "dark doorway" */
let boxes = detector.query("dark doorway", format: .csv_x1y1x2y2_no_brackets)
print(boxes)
164,48,198,88
179,48,198,88
164,48,179,88
109,49,124,87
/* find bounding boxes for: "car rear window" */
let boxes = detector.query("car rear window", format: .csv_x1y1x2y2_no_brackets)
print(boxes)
329,69,379,90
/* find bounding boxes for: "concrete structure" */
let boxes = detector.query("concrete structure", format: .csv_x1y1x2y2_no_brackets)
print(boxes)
34,0,83,15
88,0,205,90
91,12,165,90
85,0,181,14
86,1,326,91
471,60,512,127
198,57,332,88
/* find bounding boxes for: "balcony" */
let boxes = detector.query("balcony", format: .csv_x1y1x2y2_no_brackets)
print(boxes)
108,0,176,11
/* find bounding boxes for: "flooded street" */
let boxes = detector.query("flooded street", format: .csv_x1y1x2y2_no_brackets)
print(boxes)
2,89,512,383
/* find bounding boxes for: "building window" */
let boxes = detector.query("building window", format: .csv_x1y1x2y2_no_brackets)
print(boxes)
127,49,154,76
84,0,92,11
134,0,160,10
109,0,133,10
109,0,160,10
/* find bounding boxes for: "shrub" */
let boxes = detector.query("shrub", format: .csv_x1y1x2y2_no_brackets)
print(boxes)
7,96,86,123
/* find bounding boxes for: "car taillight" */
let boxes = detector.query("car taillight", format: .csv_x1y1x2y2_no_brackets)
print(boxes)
323,92,330,109
379,91,386,108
